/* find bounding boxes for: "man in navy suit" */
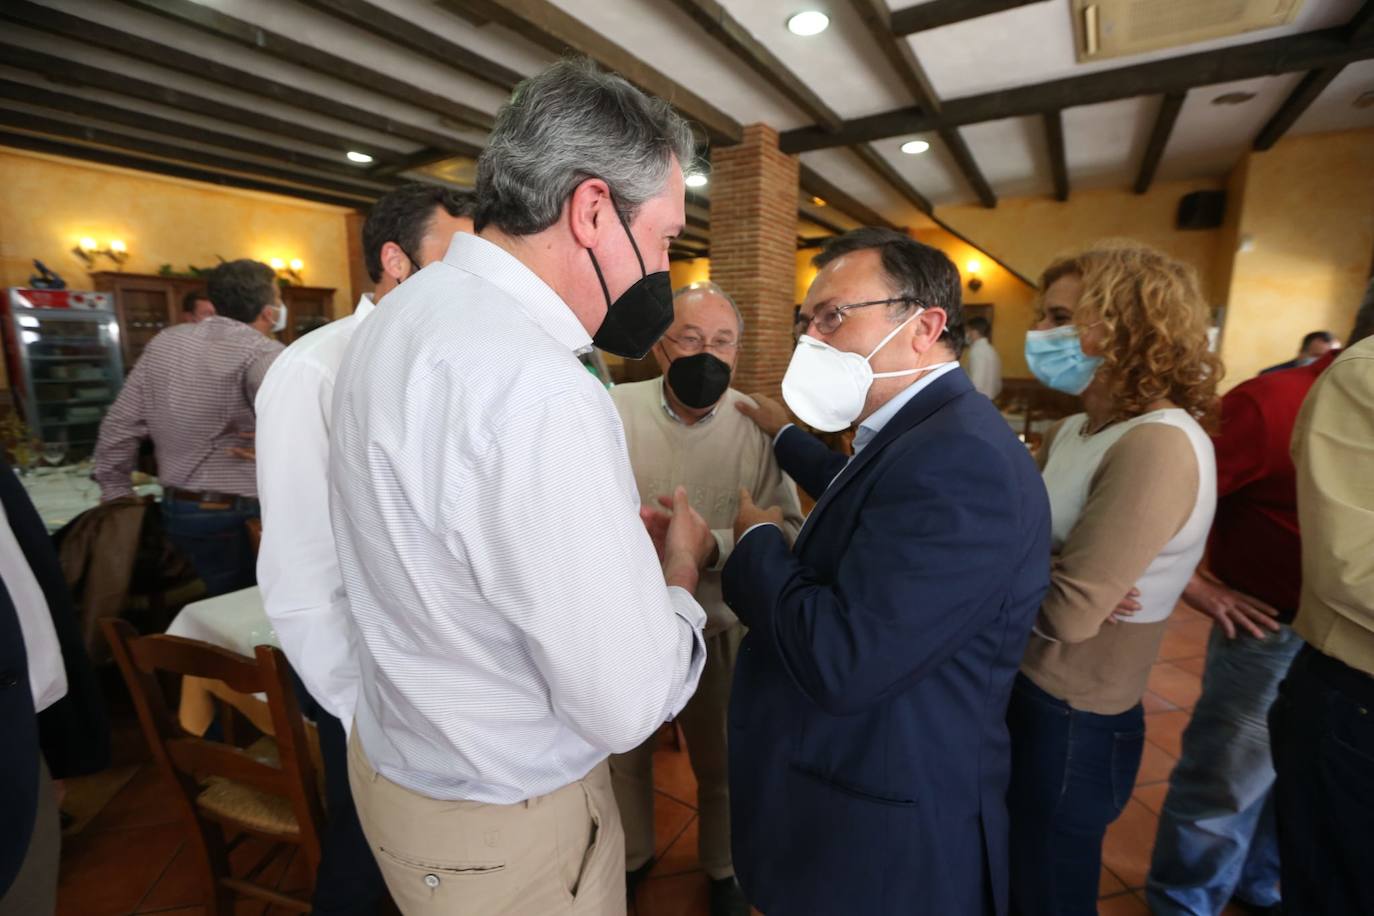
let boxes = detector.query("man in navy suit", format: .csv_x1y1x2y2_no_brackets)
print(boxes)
723,229,1051,915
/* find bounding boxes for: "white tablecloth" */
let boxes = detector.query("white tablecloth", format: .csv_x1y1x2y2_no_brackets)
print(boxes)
19,464,162,532
165,586,278,656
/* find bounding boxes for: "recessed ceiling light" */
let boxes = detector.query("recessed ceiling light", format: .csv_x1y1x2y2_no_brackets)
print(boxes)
787,11,830,37
685,173,709,188
1211,91,1257,106
901,139,931,155
346,150,374,163
1355,90,1374,110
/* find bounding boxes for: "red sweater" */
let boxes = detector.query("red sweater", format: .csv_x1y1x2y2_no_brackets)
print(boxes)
1208,352,1335,620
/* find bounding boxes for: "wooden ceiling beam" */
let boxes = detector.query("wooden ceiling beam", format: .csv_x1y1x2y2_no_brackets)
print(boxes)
1252,66,1344,151
437,0,742,145
1043,110,1069,201
0,109,391,200
0,79,401,190
0,130,372,210
848,0,996,207
0,1,479,159
296,0,522,89
851,145,934,215
781,23,1374,152
799,165,897,230
114,0,495,131
0,42,400,164
890,0,1049,37
1134,92,1185,194
799,206,850,236
369,148,470,179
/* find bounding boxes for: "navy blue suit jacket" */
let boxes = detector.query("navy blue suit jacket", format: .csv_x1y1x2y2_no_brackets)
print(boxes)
722,369,1050,915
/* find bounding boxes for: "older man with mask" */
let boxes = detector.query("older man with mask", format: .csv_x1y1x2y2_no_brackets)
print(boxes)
254,183,476,916
609,281,803,915
725,228,1051,915
330,59,713,915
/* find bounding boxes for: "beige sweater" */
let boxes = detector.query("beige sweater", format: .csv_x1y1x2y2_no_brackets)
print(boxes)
611,378,804,634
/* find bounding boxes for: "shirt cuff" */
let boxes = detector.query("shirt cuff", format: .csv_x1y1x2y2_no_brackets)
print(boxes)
773,423,795,447
709,529,732,572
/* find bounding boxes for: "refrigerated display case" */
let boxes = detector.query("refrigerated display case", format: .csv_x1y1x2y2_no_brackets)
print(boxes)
2,288,124,462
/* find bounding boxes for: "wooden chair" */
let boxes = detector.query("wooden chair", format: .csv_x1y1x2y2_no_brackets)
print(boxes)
101,618,325,914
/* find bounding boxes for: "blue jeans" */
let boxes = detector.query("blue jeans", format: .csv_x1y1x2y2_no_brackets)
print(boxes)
1270,645,1374,916
1007,673,1145,916
1146,624,1302,915
160,496,258,598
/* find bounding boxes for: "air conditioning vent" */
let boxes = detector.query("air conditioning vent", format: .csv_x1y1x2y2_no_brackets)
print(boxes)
1072,0,1304,62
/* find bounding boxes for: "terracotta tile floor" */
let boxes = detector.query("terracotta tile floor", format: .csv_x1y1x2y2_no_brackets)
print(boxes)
58,603,1245,915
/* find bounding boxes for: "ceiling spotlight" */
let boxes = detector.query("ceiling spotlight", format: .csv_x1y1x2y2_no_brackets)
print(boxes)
346,150,374,163
685,173,709,188
1211,91,1257,106
810,195,826,207
787,11,830,37
1355,90,1374,110
901,139,931,155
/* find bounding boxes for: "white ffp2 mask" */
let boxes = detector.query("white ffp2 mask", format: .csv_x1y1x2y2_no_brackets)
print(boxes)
781,310,952,432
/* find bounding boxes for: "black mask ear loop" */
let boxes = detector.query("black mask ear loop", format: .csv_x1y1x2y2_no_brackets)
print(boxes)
586,197,647,304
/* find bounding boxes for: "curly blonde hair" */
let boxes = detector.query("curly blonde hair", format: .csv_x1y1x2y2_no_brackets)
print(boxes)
1039,241,1221,428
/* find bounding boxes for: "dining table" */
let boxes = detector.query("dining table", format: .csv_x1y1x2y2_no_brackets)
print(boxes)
18,462,162,533
165,586,280,736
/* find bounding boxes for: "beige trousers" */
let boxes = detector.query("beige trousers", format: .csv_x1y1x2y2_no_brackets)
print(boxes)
347,732,625,915
610,623,742,880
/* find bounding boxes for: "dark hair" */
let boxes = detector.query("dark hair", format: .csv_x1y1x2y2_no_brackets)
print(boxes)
967,316,991,339
813,228,965,356
206,259,277,324
475,57,696,236
181,289,210,313
362,184,478,283
1300,330,1334,352
1350,279,1374,347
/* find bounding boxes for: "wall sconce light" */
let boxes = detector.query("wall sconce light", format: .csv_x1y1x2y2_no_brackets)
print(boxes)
72,237,129,267
965,258,984,292
270,257,304,285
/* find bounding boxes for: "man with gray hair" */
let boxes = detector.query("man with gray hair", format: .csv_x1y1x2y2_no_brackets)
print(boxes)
330,58,714,914
608,281,803,915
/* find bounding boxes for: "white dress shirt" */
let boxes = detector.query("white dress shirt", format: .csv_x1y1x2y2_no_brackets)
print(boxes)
0,502,67,712
331,233,707,804
255,294,375,726
965,336,1003,401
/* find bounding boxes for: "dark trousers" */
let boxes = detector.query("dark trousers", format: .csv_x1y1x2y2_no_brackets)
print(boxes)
160,497,258,597
291,673,388,915
1006,673,1145,916
1270,644,1374,916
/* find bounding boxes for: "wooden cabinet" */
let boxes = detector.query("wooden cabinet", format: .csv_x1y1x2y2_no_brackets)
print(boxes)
89,272,335,365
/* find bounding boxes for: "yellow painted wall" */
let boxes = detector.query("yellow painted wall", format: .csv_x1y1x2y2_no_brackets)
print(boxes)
1217,129,1374,386
937,178,1228,305
669,257,710,290
0,147,354,309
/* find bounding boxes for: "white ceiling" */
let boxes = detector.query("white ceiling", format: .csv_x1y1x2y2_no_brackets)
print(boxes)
0,0,1368,226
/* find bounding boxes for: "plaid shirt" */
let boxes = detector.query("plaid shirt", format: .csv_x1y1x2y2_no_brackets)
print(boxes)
94,317,282,500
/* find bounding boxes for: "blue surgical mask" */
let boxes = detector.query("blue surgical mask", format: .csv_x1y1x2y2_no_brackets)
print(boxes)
1025,326,1103,395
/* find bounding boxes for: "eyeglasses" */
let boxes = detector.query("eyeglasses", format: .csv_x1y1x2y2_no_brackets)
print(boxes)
804,297,920,335
661,332,739,355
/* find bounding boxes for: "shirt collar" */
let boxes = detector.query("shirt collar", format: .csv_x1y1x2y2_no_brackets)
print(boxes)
852,362,961,455
658,376,717,425
443,233,592,353
354,292,375,322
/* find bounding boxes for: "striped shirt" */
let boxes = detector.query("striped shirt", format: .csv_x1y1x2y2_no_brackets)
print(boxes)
94,317,282,500
331,233,707,804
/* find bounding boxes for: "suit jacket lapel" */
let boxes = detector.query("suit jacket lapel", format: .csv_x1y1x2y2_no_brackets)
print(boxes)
795,370,974,555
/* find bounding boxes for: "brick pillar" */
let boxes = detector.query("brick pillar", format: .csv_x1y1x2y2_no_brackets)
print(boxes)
710,124,799,397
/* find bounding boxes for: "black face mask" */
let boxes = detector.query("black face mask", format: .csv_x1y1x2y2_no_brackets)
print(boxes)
665,351,732,409
587,201,673,359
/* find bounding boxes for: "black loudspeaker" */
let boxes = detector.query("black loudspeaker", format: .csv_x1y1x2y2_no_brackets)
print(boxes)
1176,191,1227,230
